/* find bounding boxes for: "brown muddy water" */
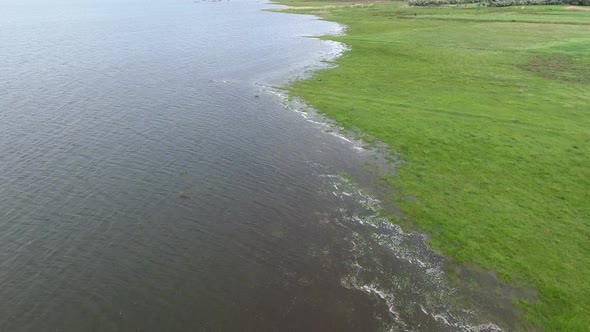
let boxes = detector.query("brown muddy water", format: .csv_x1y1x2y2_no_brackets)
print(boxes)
0,0,522,330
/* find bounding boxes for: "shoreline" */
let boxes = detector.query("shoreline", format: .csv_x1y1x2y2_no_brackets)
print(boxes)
272,1,590,330
264,2,538,330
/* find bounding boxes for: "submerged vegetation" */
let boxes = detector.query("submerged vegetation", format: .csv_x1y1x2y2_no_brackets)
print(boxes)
275,1,590,330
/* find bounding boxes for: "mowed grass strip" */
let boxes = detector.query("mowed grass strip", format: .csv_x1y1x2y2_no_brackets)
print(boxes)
277,2,590,330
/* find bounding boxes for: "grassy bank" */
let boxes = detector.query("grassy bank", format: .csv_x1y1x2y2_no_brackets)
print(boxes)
275,2,590,330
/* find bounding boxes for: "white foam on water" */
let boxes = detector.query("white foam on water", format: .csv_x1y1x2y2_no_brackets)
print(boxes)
324,174,504,332
341,272,409,331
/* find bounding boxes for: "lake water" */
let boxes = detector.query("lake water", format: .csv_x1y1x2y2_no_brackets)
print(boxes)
0,0,518,330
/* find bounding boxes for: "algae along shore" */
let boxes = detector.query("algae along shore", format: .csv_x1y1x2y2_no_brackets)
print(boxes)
275,1,590,330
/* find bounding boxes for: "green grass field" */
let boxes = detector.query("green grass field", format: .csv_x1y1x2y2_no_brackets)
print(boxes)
275,2,590,330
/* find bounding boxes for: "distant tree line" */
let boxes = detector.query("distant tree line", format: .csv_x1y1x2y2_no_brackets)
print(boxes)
409,0,589,6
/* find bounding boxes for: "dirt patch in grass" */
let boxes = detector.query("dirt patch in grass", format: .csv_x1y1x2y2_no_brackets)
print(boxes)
521,54,590,84
566,6,590,11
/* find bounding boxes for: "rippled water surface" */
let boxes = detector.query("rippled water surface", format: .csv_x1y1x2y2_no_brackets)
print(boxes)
0,1,519,331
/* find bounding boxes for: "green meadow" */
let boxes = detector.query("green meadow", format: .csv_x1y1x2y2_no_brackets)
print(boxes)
275,2,590,330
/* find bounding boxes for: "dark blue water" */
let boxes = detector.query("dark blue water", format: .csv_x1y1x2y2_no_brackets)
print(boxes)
0,1,518,330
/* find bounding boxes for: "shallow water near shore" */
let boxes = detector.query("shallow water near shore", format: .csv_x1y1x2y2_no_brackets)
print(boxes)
1,0,519,330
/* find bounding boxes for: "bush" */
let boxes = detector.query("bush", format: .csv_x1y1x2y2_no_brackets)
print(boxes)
486,0,562,6
408,0,480,6
408,0,588,6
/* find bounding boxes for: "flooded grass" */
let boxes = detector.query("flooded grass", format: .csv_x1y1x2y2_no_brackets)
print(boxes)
308,172,527,330
275,1,590,330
